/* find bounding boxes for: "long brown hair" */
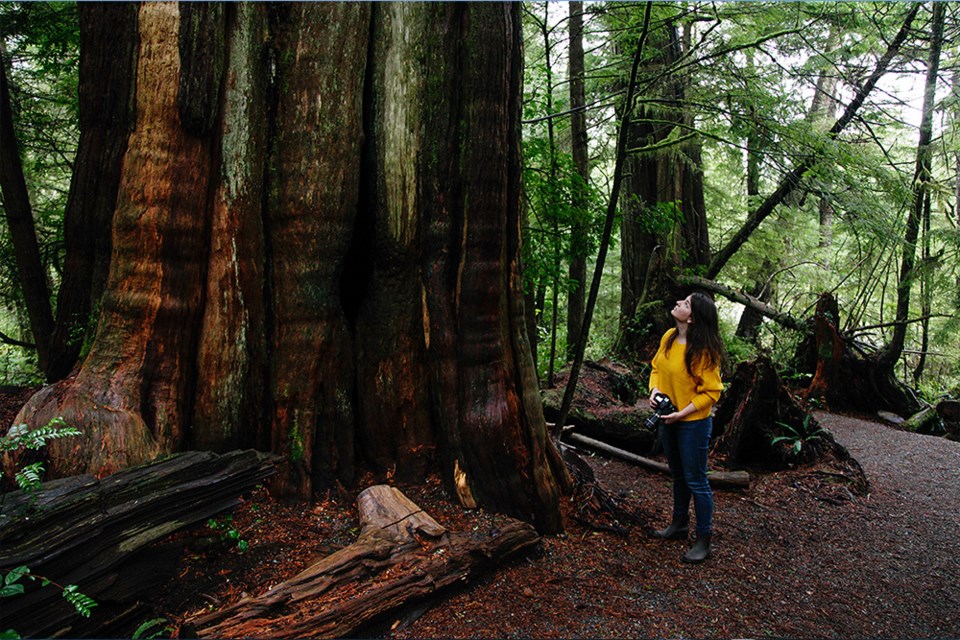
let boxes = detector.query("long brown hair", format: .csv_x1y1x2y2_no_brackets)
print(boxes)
666,291,724,382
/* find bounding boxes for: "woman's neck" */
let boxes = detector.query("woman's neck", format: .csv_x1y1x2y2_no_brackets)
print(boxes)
675,322,689,342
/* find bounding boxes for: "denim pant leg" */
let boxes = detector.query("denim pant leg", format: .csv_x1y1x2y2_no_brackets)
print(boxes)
659,422,691,520
661,417,714,536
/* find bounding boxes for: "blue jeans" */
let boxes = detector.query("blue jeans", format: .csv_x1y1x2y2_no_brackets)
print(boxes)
659,416,713,537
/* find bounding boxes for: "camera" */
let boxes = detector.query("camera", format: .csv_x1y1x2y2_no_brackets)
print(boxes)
644,392,676,430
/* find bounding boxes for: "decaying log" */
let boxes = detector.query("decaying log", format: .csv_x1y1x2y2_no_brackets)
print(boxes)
0,449,279,638
567,433,750,489
938,400,960,440
188,484,540,639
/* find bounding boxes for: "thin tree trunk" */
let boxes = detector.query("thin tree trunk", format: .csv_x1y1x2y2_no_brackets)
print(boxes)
880,0,942,368
566,0,588,361
912,195,932,385
0,49,55,375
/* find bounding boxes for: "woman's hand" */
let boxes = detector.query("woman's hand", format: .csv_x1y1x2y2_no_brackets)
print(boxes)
648,388,662,409
662,412,681,424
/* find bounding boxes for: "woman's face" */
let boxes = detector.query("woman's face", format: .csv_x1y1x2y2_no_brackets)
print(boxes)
671,296,693,324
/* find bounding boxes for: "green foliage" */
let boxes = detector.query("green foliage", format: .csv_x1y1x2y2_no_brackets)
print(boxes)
0,337,42,387
207,515,249,552
0,2,80,354
771,414,827,457
0,419,95,637
1,567,97,627
132,618,173,640
1,417,81,492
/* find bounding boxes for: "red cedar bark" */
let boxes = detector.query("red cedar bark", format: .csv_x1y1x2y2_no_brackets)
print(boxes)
191,3,269,452
12,3,565,532
354,3,436,482
452,4,562,530
267,3,371,496
12,2,214,477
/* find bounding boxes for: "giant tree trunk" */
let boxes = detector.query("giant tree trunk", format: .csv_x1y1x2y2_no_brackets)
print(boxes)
12,3,564,533
616,20,709,359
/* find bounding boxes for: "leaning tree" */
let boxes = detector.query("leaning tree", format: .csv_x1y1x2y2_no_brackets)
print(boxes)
9,2,566,533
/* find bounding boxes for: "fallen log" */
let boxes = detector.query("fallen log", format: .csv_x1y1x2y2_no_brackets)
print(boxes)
188,484,541,639
566,433,750,489
0,449,279,638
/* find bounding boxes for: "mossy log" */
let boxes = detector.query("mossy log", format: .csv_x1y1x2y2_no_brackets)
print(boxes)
0,449,279,638
543,359,657,454
188,485,540,639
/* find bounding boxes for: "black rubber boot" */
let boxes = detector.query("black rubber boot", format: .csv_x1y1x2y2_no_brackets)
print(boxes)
651,515,689,540
681,533,711,564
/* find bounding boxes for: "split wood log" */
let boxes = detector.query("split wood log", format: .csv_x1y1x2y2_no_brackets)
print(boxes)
0,449,279,639
566,433,750,489
188,484,540,639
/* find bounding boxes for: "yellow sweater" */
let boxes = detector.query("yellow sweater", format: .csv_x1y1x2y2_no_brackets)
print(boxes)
649,328,723,421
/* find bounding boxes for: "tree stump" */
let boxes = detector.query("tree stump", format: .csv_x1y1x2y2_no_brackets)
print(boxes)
187,485,540,639
796,292,920,417
713,357,868,494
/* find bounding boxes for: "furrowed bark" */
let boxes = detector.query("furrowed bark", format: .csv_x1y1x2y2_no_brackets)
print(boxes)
192,3,269,452
355,3,436,483
11,2,216,477
267,3,370,496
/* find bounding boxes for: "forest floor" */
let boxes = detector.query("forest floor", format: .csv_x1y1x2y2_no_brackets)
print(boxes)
3,386,959,639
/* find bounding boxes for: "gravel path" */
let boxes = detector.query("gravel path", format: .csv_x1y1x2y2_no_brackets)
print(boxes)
813,411,960,638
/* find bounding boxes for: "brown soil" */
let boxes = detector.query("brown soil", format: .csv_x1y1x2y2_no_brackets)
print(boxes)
4,386,959,639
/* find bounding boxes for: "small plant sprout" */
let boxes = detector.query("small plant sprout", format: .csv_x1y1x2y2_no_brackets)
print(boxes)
771,414,828,456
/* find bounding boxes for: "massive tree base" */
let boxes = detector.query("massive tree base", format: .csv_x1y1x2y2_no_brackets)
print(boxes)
713,357,868,495
186,485,540,639
0,450,278,638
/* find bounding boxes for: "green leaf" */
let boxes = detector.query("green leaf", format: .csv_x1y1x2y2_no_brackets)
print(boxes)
61,584,97,617
3,566,29,587
0,629,21,639
0,585,25,598
132,618,171,640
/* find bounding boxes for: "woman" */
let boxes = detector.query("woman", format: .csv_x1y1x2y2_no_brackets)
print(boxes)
648,291,724,564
